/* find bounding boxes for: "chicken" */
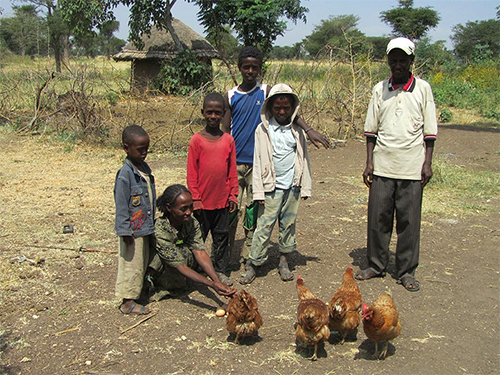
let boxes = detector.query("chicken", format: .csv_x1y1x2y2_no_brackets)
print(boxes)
226,289,263,344
361,291,402,359
328,265,362,344
295,275,330,361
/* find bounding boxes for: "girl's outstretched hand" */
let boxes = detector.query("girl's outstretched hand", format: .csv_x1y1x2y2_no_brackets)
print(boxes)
214,282,236,297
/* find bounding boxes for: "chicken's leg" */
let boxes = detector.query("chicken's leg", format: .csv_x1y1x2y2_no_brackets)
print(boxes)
310,343,319,361
340,331,347,345
373,341,379,359
379,341,389,359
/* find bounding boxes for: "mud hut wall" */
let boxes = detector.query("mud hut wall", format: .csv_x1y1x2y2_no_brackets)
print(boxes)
131,59,163,92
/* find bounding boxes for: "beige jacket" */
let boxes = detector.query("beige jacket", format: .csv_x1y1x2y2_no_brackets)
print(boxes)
252,83,312,201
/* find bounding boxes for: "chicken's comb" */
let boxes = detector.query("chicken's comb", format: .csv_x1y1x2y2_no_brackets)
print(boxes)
362,303,368,313
297,274,302,280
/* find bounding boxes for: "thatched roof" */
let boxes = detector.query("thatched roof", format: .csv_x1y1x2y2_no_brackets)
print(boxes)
113,18,219,61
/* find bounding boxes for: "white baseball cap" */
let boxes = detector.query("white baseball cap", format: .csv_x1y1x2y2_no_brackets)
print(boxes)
386,37,415,55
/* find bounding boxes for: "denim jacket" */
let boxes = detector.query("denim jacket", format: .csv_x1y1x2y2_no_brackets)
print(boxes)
114,158,156,237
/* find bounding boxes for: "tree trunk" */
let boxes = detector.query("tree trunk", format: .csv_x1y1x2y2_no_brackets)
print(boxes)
53,35,62,73
63,34,70,62
162,0,184,52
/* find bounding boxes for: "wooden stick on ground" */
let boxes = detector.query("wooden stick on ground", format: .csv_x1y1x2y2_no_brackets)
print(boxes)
120,311,158,334
25,244,116,254
55,326,80,336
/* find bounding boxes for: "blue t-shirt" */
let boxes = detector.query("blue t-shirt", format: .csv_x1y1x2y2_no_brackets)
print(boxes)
228,83,268,164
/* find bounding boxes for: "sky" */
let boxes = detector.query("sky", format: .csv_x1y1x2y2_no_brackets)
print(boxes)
0,0,498,49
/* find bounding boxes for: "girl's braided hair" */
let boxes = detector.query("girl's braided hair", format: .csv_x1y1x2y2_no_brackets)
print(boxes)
157,184,191,214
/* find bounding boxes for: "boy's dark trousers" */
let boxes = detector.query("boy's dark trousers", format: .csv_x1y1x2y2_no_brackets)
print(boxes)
194,207,230,273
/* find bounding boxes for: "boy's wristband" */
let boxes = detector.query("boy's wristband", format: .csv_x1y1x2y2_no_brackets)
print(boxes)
304,127,313,133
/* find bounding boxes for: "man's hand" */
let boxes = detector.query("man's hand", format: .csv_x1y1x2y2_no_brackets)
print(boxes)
363,163,374,188
421,163,433,187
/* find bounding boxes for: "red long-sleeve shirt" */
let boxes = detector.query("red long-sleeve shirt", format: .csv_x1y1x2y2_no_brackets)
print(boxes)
187,133,238,210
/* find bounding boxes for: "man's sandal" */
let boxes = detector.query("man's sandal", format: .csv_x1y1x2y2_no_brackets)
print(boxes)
119,301,151,315
354,268,386,281
397,275,420,292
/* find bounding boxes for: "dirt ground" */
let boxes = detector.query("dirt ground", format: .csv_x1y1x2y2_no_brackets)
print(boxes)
0,123,499,375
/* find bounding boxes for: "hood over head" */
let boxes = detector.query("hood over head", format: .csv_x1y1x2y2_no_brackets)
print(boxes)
260,83,300,126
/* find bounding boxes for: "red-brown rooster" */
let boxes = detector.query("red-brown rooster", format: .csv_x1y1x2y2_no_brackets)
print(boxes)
226,289,263,344
296,275,330,361
361,291,401,359
328,265,362,344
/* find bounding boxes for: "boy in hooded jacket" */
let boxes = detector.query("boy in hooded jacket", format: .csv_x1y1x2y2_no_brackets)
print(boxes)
240,83,312,285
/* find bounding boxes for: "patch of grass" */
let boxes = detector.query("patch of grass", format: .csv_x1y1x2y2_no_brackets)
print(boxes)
265,348,301,365
424,158,500,216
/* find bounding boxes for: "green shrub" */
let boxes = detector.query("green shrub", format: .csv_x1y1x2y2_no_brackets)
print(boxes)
427,61,500,122
152,50,213,95
105,92,120,105
439,108,453,123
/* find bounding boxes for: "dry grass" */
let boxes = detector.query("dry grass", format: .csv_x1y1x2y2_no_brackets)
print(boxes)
0,130,186,256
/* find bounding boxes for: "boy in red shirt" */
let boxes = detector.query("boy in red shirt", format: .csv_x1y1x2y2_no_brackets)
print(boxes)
187,92,238,286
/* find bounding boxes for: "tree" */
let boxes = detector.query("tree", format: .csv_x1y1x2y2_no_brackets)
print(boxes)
303,14,365,58
0,5,47,56
97,20,126,57
270,43,305,60
414,37,454,74
205,25,240,62
451,18,500,62
365,36,390,60
18,1,69,72
380,0,440,40
192,0,308,60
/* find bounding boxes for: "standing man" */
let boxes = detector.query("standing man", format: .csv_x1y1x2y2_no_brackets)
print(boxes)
355,37,437,292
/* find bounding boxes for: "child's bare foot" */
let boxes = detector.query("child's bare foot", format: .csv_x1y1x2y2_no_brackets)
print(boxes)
119,299,151,315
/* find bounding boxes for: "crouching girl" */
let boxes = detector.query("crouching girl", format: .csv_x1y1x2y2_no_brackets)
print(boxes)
148,184,236,301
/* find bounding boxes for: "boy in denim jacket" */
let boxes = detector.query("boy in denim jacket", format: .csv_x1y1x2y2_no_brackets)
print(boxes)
114,125,156,314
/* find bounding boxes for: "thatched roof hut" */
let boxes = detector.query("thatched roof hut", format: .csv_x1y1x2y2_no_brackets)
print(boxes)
113,18,219,92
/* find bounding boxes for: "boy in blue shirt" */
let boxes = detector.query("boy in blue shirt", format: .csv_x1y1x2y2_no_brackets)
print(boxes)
114,125,156,314
223,47,329,271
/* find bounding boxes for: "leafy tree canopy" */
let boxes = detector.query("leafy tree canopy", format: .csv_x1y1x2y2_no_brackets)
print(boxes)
380,0,440,40
365,36,391,60
59,0,114,40
0,5,47,56
303,14,365,58
414,37,454,74
107,0,181,49
192,0,308,60
451,18,500,62
270,43,305,60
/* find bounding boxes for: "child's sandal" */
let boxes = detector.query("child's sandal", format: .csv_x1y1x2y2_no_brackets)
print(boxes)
239,264,256,285
278,265,294,281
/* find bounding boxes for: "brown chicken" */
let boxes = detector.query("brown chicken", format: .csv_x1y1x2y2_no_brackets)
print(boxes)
295,275,331,361
328,265,362,344
361,291,402,359
226,289,263,344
